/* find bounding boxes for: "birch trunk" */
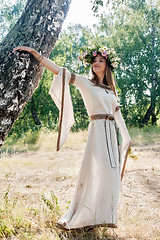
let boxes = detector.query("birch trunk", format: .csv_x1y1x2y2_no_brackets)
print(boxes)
0,0,70,146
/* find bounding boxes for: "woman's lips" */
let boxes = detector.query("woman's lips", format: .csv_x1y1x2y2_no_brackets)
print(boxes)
94,65,100,68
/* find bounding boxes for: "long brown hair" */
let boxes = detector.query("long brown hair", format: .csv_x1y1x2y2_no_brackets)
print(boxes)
91,61,118,98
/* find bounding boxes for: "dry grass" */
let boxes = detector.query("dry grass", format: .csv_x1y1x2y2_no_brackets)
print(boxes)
0,127,160,239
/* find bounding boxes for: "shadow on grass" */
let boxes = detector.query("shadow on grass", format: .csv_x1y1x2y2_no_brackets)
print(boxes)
55,227,125,240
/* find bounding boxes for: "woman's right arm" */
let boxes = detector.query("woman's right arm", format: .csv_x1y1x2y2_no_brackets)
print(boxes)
12,46,60,75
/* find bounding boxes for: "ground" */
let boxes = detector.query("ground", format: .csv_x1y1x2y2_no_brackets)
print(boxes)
0,131,159,239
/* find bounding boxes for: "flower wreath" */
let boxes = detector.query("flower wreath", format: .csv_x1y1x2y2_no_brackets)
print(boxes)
79,45,121,71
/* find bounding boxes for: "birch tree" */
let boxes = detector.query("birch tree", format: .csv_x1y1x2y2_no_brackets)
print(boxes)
0,0,70,146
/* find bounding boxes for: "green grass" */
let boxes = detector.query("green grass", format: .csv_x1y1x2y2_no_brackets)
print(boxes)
0,129,41,156
1,125,160,156
129,125,160,145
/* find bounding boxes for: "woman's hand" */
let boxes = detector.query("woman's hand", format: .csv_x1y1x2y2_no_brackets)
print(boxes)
12,46,36,54
12,45,60,75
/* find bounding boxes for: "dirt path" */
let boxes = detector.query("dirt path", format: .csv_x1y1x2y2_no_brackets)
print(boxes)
0,140,159,239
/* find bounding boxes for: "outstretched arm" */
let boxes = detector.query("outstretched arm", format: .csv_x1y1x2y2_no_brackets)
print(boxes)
12,46,60,75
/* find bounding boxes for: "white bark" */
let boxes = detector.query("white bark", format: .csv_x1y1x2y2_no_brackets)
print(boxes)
0,0,70,146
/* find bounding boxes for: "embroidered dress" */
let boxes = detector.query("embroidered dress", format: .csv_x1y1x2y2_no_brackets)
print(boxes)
49,67,131,230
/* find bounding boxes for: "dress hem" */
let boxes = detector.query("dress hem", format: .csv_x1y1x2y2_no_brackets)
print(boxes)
56,222,117,231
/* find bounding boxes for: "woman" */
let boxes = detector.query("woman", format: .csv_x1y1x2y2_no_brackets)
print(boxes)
12,45,131,230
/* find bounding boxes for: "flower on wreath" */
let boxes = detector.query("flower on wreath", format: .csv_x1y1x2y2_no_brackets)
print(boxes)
79,45,121,71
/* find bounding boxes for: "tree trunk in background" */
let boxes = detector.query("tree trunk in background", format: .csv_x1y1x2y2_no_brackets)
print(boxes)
141,102,156,126
151,112,157,125
30,97,41,126
0,0,70,146
141,21,158,126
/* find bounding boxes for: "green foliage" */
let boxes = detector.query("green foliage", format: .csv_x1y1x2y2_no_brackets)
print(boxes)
0,0,26,41
90,0,104,15
95,0,160,125
1,0,159,139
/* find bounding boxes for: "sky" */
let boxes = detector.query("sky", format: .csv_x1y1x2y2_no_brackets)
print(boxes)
62,0,100,30
9,0,106,29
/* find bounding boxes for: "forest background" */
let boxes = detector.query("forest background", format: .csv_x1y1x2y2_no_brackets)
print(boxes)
0,1,160,239
0,0,160,140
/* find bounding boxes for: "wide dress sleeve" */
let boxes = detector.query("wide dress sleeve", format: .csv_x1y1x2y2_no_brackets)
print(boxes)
49,67,75,151
49,67,84,151
114,104,131,180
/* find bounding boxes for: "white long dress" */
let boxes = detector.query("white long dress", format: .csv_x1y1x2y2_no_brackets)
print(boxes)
49,68,131,230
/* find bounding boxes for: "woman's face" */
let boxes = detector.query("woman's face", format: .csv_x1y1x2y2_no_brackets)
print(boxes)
92,55,106,75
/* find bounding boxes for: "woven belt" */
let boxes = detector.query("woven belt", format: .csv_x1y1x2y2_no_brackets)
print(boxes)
90,114,114,121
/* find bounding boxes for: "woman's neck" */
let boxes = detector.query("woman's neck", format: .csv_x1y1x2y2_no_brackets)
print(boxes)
97,73,105,84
